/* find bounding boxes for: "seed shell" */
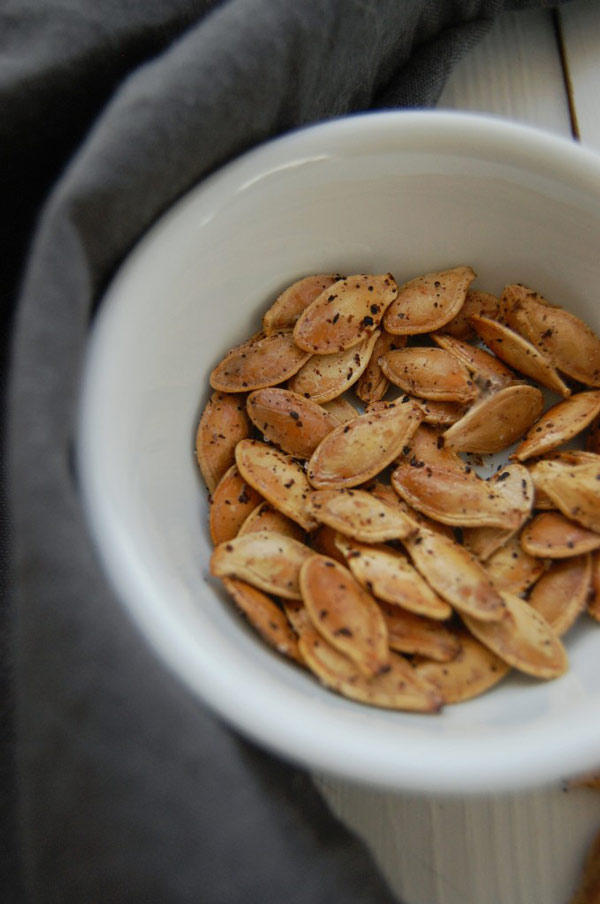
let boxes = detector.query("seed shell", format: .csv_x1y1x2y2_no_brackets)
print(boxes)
211,530,315,599
246,387,338,458
210,330,311,392
441,288,501,341
334,533,452,619
433,331,515,390
307,400,423,489
209,464,263,544
462,590,568,680
414,632,510,704
403,526,505,621
521,511,600,558
379,347,478,403
238,501,306,542
442,384,544,454
263,274,341,333
235,439,318,531
293,273,398,354
383,266,476,335
298,623,442,712
469,314,571,397
222,577,303,663
528,555,592,635
195,391,250,492
288,330,380,402
320,396,359,423
513,391,600,461
533,459,600,533
485,535,546,595
307,488,417,543
299,555,390,677
378,602,460,661
355,331,407,403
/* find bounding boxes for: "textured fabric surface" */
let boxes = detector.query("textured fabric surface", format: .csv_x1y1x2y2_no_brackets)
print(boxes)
3,2,568,901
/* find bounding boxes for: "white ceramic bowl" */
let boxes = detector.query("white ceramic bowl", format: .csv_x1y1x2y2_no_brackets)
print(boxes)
77,111,600,794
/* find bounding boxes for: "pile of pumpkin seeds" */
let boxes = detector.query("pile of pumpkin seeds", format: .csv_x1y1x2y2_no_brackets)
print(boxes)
196,267,600,713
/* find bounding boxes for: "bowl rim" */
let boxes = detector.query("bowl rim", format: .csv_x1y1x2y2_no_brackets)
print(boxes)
78,109,600,794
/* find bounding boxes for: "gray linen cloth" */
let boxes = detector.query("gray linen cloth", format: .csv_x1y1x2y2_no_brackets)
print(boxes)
4,1,567,901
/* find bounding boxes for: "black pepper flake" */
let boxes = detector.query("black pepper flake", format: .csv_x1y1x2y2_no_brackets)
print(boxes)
332,312,340,324
283,479,295,488
496,471,510,481
334,627,353,637
289,410,300,420
370,304,379,314
363,315,374,327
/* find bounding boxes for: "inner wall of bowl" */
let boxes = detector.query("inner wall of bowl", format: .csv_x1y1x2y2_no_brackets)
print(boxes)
79,116,600,791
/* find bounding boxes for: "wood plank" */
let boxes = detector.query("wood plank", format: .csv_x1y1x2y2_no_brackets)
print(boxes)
437,8,572,138
558,0,600,151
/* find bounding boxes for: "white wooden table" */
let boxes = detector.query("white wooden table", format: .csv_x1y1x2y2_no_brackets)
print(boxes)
316,4,600,903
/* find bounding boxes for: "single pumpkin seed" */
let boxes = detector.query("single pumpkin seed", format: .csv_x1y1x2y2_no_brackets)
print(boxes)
383,266,476,335
246,387,338,458
433,331,515,390
287,330,380,402
462,525,518,561
238,501,306,542
293,273,398,354
263,274,342,333
379,347,478,403
222,576,303,663
195,390,250,492
513,391,600,461
355,330,407,402
320,396,359,422
307,488,417,543
414,631,510,704
211,530,315,599
235,439,318,531
462,590,568,680
299,555,390,677
442,384,544,454
334,533,452,620
399,422,467,471
307,400,423,489
532,459,600,533
210,329,311,392
298,623,442,712
502,283,600,387
209,464,262,544
377,601,460,660
469,314,571,397
521,510,600,558
485,535,546,595
402,526,506,621
527,555,592,635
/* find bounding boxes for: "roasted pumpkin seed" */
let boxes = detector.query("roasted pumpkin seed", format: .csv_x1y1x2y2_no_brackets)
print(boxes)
263,274,341,333
383,266,476,335
307,488,416,543
442,384,544,454
238,501,306,542
287,330,380,402
222,577,303,662
210,329,311,392
513,391,600,461
211,530,315,599
485,535,545,595
521,511,600,558
209,464,262,544
377,601,460,661
195,390,250,492
355,330,406,403
414,631,510,704
441,288,501,341
379,346,478,403
527,555,592,635
246,387,338,458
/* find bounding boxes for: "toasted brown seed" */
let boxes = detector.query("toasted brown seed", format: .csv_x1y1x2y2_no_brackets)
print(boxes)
462,525,518,562
263,274,341,333
391,461,533,530
238,501,306,542
235,439,318,531
210,330,311,392
414,398,467,426
209,464,262,544
298,622,442,712
222,577,303,663
299,555,390,677
195,391,250,492
433,331,515,390
442,384,544,454
403,527,506,621
531,459,600,533
287,330,380,402
379,347,478,403
521,511,600,558
513,391,600,461
282,598,312,635
440,288,501,341
587,550,600,622
334,533,452,619
462,591,568,679
398,423,467,471
307,400,423,489
485,535,546,595
211,530,315,599
355,331,407,403
320,396,359,423
469,315,571,397
414,632,510,703
502,283,600,387
378,601,460,660
528,555,592,635
383,266,476,335
246,387,338,458
293,273,398,354
307,488,417,543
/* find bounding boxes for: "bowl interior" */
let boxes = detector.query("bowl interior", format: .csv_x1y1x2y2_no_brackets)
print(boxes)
78,111,600,793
